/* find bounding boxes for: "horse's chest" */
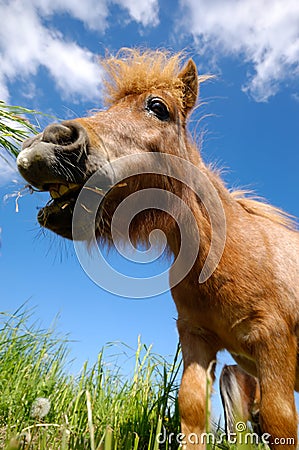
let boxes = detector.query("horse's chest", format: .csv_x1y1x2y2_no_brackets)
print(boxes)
172,286,254,352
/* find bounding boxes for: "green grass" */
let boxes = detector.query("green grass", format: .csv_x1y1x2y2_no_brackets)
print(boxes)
0,101,39,159
0,307,264,449
0,306,183,449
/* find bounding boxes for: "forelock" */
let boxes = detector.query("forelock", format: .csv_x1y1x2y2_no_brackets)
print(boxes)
100,48,186,109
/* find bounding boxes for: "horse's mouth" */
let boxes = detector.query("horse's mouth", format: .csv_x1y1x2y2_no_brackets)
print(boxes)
47,182,81,200
37,182,82,239
17,121,117,240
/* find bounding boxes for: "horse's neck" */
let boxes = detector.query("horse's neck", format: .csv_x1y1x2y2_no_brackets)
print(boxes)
167,157,236,275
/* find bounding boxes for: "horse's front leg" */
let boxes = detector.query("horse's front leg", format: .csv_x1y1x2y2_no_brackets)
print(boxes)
255,328,298,449
177,319,218,449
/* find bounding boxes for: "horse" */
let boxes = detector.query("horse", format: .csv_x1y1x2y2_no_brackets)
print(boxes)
220,364,261,438
17,49,299,449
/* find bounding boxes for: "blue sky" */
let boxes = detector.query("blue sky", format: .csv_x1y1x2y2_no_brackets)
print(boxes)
0,0,299,422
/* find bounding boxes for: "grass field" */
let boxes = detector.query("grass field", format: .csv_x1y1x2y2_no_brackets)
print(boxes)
0,307,264,449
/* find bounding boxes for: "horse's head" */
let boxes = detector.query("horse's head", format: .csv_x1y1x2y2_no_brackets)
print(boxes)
17,50,203,240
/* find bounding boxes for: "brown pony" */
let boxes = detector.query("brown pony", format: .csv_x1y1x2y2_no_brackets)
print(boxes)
17,49,299,449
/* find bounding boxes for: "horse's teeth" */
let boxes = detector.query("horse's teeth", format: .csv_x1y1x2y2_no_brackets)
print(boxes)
49,183,80,199
50,189,60,199
58,185,69,196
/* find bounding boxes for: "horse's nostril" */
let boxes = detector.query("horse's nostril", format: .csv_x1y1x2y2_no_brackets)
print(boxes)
42,122,81,146
42,121,87,147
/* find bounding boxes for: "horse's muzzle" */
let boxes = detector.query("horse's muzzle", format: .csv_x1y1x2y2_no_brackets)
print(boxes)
17,121,89,190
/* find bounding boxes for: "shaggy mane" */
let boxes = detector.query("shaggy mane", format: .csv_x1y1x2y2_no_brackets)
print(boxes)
101,48,188,109
231,190,297,230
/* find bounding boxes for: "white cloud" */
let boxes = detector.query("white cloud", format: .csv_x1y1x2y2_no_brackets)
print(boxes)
35,0,110,31
179,0,299,101
0,1,101,103
115,0,159,27
0,73,9,104
0,0,159,104
41,35,102,102
35,0,159,30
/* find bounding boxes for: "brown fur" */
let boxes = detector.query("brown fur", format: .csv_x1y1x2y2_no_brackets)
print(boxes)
231,190,297,230
18,49,299,449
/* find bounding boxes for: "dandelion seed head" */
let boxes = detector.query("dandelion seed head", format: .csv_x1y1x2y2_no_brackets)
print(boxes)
30,397,51,419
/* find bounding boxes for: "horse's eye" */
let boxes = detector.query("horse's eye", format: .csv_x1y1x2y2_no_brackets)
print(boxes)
147,97,170,121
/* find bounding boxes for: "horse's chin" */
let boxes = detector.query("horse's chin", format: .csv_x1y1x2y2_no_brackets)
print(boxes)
37,183,112,241
37,190,80,240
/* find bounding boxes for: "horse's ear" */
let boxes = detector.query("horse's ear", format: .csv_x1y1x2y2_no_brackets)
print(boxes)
178,59,198,115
